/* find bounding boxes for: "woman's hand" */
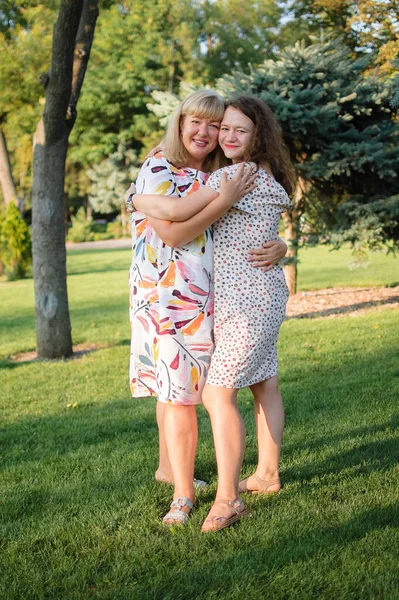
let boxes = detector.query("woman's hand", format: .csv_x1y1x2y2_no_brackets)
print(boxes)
247,238,288,272
218,163,258,210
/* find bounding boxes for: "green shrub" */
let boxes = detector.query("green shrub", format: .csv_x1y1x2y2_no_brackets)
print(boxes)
107,220,126,238
91,222,108,235
0,202,32,281
67,207,94,243
92,231,114,241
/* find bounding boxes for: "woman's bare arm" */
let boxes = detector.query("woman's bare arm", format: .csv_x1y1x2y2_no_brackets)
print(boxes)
148,195,229,247
148,168,257,247
133,186,217,222
129,163,257,223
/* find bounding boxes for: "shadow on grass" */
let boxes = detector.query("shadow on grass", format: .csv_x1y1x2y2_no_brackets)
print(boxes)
134,502,399,600
0,313,35,336
197,414,399,497
2,345,397,547
3,346,396,468
0,359,20,369
1,338,130,369
0,300,129,364
66,247,131,277
284,434,399,483
1,397,157,468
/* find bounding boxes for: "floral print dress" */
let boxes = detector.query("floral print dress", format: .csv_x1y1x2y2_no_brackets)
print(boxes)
205,163,291,388
129,152,214,405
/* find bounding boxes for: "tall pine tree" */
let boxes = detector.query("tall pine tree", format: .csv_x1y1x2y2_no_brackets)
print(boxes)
216,36,399,293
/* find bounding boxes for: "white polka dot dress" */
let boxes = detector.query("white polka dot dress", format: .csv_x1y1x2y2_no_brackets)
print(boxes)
205,163,291,388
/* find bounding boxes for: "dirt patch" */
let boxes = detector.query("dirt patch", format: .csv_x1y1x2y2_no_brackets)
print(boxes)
286,286,399,320
8,342,110,364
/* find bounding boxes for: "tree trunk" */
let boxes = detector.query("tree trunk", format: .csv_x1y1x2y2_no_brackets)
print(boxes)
32,0,99,359
32,120,72,357
283,177,306,296
0,126,18,207
283,210,300,295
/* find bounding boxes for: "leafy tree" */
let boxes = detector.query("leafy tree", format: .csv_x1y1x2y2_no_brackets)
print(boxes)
280,1,399,74
349,0,399,75
1,0,288,216
0,1,59,36
278,0,355,48
32,0,99,359
68,0,285,185
68,0,205,169
0,4,55,207
216,36,399,293
197,0,283,82
87,144,139,235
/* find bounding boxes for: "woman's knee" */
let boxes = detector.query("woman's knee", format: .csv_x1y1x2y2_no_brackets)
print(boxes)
251,376,280,400
202,385,237,413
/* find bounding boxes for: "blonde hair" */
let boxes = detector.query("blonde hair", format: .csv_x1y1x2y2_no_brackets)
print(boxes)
162,90,227,172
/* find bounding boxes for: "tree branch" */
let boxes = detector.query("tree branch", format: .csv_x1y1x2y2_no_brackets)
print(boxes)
67,0,100,128
44,0,84,144
0,126,18,207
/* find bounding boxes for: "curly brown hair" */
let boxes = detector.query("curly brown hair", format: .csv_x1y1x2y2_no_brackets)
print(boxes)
226,95,296,197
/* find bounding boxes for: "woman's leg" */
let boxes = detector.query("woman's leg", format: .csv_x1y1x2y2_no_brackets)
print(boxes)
155,401,173,483
163,404,197,521
201,385,246,524
246,376,284,490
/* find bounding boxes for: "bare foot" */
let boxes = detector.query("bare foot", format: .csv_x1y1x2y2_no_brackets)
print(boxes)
155,470,208,488
155,468,174,484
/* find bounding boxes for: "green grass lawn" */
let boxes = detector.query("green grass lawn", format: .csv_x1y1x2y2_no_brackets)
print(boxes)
1,247,398,599
296,245,398,291
0,244,397,359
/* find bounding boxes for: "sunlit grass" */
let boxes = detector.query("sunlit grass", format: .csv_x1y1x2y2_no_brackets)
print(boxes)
1,246,398,599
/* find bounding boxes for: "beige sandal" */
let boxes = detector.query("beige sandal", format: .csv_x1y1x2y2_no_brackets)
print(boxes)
201,498,249,533
238,474,281,495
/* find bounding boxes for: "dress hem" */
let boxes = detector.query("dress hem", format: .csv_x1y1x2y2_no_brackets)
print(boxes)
131,392,202,406
206,370,278,390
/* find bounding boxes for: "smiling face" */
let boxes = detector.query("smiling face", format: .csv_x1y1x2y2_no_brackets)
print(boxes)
219,106,255,163
180,114,220,170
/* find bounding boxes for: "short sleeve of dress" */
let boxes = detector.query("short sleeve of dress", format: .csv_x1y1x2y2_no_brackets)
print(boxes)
205,170,222,193
206,163,291,215
207,164,258,215
135,152,177,197
258,170,291,212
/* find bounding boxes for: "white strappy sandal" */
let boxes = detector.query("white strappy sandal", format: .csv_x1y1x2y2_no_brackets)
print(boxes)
162,496,194,526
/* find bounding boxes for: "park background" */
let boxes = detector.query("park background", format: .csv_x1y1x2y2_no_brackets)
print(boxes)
1,1,399,599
